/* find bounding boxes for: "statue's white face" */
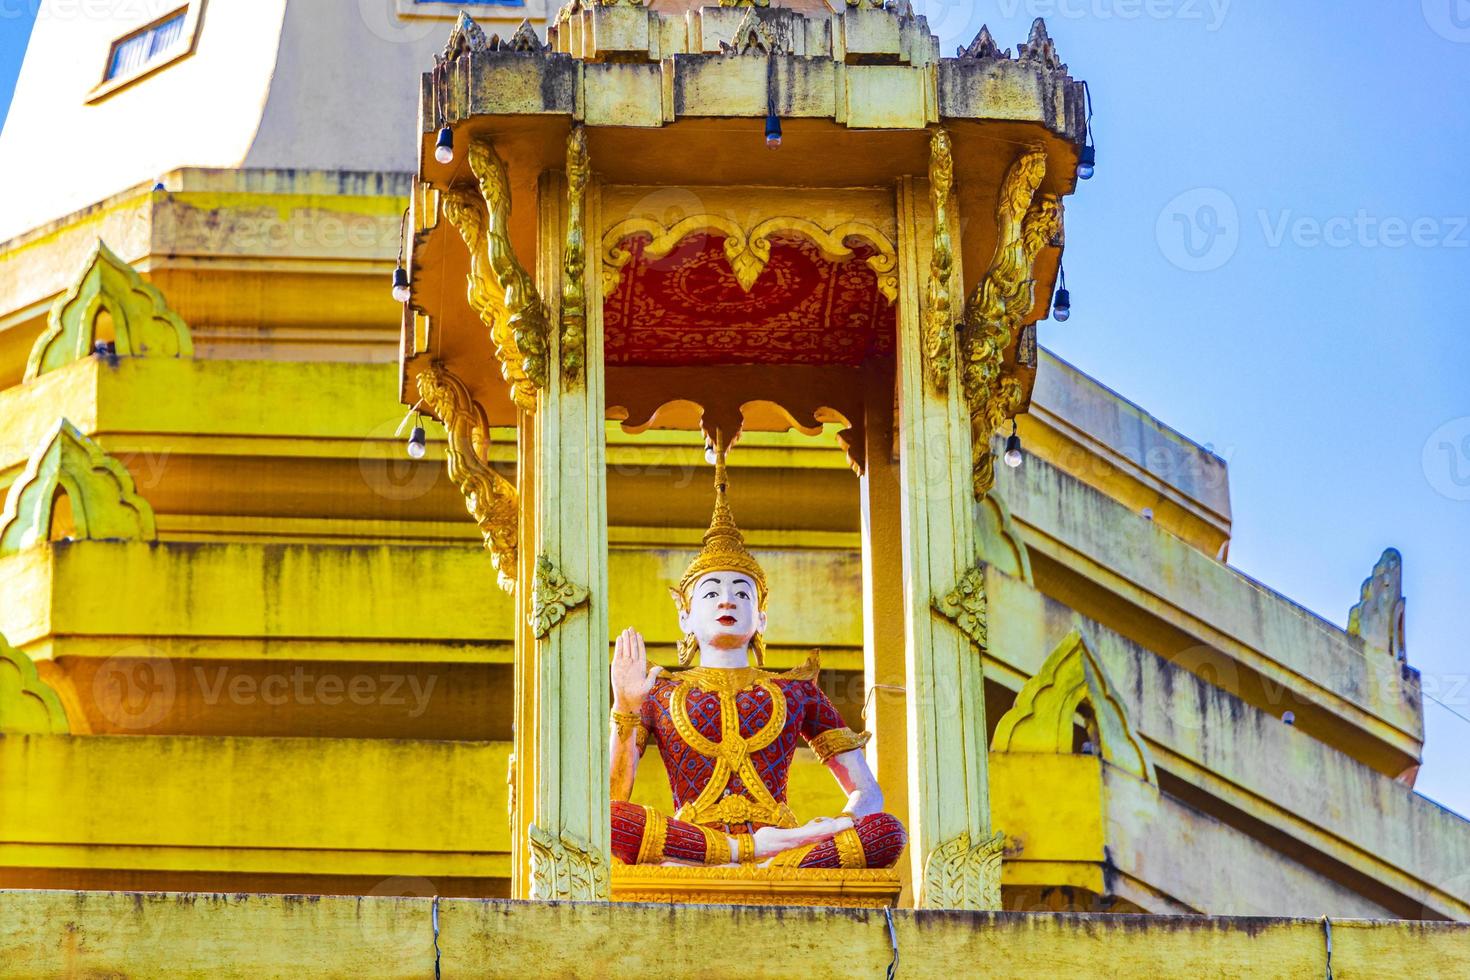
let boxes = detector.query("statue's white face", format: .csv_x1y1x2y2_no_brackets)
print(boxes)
680,571,766,652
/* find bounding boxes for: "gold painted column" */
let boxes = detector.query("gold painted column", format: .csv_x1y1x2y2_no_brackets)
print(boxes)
515,127,612,901
860,354,913,905
893,133,1002,911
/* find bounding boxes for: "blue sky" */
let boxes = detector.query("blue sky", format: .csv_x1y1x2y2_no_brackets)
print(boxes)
1,3,1466,820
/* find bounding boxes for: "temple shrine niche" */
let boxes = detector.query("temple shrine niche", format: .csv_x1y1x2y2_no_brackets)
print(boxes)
401,4,1085,909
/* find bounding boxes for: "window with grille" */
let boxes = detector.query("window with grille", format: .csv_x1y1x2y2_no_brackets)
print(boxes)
104,9,189,83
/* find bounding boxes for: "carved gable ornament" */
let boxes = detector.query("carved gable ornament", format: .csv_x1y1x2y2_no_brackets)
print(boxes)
1348,548,1407,662
0,633,70,734
992,628,1157,785
0,419,158,555
25,240,193,381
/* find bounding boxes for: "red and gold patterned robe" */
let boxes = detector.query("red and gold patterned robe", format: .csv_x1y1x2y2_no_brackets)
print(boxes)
610,661,906,869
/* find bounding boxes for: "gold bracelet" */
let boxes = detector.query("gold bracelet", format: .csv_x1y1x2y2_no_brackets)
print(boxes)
611,709,641,743
735,833,756,864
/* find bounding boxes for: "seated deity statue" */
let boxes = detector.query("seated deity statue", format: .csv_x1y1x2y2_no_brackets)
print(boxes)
609,451,907,870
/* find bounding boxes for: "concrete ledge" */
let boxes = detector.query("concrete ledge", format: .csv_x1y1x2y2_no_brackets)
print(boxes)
2,890,1467,978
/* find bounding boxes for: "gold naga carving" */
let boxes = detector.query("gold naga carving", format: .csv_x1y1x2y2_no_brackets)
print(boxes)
991,628,1157,786
920,829,1005,910
25,240,193,381
414,362,519,593
0,632,70,734
924,127,956,392
932,563,987,654
961,146,1064,498
528,554,590,638
561,125,590,383
441,137,551,412
527,823,609,901
0,419,157,556
601,215,898,303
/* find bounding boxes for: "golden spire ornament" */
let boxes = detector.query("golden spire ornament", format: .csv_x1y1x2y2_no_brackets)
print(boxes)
671,445,769,666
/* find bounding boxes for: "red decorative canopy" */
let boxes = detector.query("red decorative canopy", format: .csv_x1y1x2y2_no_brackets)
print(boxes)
604,232,896,367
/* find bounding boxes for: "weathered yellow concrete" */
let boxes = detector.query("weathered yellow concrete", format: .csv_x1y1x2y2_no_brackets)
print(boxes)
2,889,1467,979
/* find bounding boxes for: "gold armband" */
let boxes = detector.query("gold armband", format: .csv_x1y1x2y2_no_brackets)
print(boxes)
636,806,668,865
611,709,642,744
833,828,865,869
699,824,728,866
808,727,872,763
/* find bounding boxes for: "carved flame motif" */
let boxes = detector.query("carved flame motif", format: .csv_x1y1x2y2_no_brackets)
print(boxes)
415,363,519,593
920,830,1005,910
528,823,608,901
961,146,1063,498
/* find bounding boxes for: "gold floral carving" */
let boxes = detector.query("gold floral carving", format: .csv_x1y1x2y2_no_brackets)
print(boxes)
528,823,608,901
441,137,550,412
932,564,987,654
920,830,1005,910
602,215,897,303
415,362,519,593
925,127,956,392
961,146,1064,498
561,125,589,383
528,553,590,638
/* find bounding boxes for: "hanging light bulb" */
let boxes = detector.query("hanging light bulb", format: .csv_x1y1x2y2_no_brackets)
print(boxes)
407,422,427,459
1052,265,1072,322
1004,421,1023,469
434,126,455,165
765,111,782,149
1077,143,1096,181
391,266,411,303
1078,81,1097,181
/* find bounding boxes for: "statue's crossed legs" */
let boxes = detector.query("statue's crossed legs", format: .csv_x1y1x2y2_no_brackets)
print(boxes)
611,801,906,868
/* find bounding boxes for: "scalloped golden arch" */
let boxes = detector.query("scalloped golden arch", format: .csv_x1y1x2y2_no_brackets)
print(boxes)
25,240,193,381
0,419,158,555
601,214,898,302
0,632,69,734
991,629,1156,785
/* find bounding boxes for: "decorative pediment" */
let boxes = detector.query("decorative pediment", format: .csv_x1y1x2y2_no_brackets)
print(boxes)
958,25,1009,60
0,633,70,734
1016,18,1065,72
24,240,193,381
1348,548,1407,661
0,419,157,555
992,629,1156,785
974,491,1033,585
439,12,490,62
